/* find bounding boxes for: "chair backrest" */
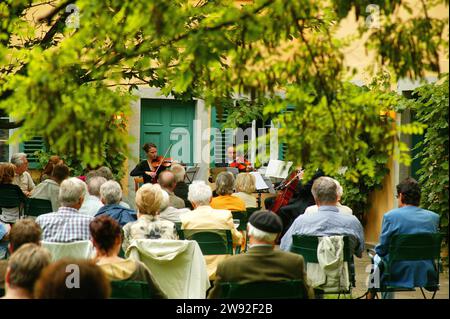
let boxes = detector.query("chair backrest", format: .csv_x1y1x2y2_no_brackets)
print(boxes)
219,280,307,299
110,280,152,299
246,207,259,219
231,211,247,231
42,240,94,262
134,177,144,192
0,287,4,298
0,188,26,217
388,233,444,263
177,229,233,255
25,198,53,217
291,235,353,263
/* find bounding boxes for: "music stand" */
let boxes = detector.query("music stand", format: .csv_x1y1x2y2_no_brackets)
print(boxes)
184,164,199,184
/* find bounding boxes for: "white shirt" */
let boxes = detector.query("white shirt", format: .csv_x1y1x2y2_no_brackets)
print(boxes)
78,195,104,216
13,171,35,193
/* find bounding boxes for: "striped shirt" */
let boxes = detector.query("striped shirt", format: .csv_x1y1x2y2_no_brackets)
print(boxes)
36,207,93,243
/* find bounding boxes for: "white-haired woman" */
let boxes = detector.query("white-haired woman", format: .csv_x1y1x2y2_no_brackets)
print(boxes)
122,184,178,252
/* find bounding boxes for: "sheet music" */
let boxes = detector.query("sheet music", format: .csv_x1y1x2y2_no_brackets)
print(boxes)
265,160,293,179
250,171,269,190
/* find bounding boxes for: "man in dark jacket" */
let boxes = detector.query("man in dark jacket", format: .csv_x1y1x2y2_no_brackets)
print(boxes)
208,210,313,299
95,180,136,227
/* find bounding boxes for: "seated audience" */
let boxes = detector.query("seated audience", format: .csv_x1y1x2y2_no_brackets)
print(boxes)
39,155,63,182
209,210,314,299
31,163,70,212
158,170,185,209
159,190,190,223
34,258,110,299
36,177,93,242
0,162,27,224
181,181,242,280
95,180,137,227
0,219,42,290
86,167,131,208
280,176,364,257
371,177,440,298
232,173,257,208
0,221,11,260
304,178,352,215
79,176,106,216
90,215,167,298
122,184,177,252
2,243,51,299
10,153,35,196
171,164,192,209
210,172,245,211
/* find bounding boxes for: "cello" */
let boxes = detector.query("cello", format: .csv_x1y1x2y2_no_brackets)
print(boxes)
270,169,304,214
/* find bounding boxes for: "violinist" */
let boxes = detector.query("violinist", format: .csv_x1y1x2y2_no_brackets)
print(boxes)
218,146,254,173
130,143,170,184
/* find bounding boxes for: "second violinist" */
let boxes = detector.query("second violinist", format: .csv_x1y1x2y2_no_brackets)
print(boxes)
130,143,170,184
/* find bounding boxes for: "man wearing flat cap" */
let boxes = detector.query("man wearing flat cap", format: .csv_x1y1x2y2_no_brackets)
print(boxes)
208,210,314,299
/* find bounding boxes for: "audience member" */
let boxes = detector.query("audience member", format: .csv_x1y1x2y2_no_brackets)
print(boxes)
10,153,35,196
2,243,51,299
209,210,313,298
371,177,440,298
0,221,11,260
36,177,93,242
0,162,27,224
171,164,192,209
95,180,137,227
210,172,245,211
304,178,352,215
181,181,242,280
122,184,177,252
31,163,70,211
39,155,63,182
90,215,167,298
280,176,364,257
34,258,111,299
0,219,42,290
232,173,257,208
78,175,106,216
158,170,185,209
159,190,190,223
96,166,115,181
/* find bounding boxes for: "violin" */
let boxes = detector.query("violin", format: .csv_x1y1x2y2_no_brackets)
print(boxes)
270,169,304,214
230,156,254,172
151,156,173,169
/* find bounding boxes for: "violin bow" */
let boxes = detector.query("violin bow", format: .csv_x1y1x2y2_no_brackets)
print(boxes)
155,143,174,173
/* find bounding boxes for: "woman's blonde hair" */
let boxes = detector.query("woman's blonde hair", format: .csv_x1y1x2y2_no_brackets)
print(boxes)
135,183,164,215
0,162,16,184
235,173,256,194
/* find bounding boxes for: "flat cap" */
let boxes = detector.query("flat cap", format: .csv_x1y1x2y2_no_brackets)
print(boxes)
249,210,283,234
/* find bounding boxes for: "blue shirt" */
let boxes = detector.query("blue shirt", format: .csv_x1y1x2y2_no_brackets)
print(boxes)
375,205,440,288
280,206,365,257
95,204,137,227
0,223,7,240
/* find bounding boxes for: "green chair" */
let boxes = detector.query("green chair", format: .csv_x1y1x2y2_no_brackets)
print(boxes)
219,280,308,299
24,198,53,217
231,211,248,232
246,207,259,219
177,229,238,255
110,280,152,299
0,287,4,297
368,232,443,299
0,187,26,219
291,235,355,298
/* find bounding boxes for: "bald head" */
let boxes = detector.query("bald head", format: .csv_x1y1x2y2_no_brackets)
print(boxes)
158,170,176,191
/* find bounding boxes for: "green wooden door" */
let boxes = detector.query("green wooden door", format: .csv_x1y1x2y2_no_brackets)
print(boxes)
140,99,195,165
